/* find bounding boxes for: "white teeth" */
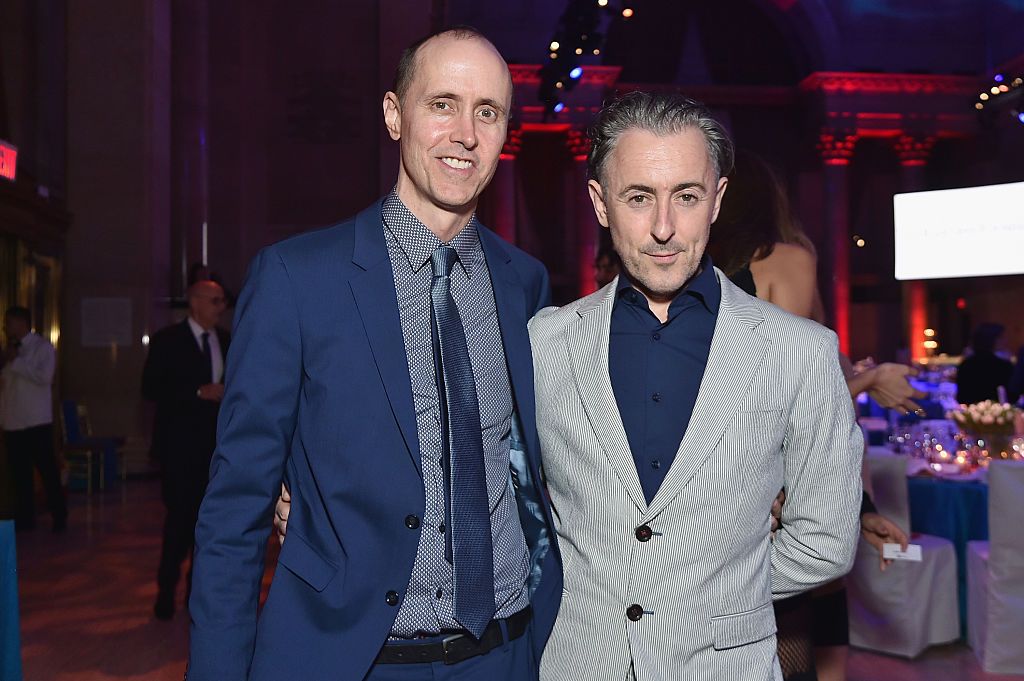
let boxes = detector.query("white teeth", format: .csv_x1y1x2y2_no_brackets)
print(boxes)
441,157,472,169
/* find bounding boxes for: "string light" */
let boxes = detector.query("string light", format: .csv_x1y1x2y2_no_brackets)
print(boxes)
539,0,610,116
622,8,634,18
973,72,1023,123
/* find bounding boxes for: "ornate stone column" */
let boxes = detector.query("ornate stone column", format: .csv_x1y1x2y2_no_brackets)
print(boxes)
894,134,936,363
817,128,858,355
567,129,598,297
489,127,522,244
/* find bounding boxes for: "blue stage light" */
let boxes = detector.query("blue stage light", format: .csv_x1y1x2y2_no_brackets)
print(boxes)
569,67,583,79
1018,112,1024,124
994,74,1004,83
553,102,565,113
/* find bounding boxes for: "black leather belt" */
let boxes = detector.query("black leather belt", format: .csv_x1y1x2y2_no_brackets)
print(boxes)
376,606,532,665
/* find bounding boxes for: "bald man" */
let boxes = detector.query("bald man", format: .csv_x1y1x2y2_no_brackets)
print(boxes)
142,280,230,620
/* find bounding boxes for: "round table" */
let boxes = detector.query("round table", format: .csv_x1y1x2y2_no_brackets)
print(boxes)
907,476,988,635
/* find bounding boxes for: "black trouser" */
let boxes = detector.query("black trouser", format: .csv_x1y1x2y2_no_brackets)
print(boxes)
156,456,210,603
4,424,67,530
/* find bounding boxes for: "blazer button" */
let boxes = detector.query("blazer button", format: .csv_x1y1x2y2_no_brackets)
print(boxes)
405,514,420,529
635,525,653,542
386,590,400,606
626,604,644,621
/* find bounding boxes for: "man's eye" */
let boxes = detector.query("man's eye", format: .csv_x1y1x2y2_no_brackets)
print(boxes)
628,195,648,205
433,101,451,111
679,193,700,204
478,108,496,119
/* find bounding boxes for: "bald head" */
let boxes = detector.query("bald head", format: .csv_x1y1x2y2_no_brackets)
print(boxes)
393,26,512,106
188,280,226,330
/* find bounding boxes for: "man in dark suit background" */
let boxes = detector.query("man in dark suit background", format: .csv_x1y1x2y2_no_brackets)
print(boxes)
142,279,229,620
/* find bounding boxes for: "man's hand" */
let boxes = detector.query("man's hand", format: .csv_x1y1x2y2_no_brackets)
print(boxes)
197,383,225,402
769,488,785,536
860,512,909,571
274,483,290,544
865,363,927,415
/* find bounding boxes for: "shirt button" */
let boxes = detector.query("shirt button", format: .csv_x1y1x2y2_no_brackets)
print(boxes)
438,523,446,534
652,393,661,403
635,525,653,542
436,588,443,599
386,590,400,606
627,604,644,621
404,515,420,529
651,459,661,470
652,332,661,341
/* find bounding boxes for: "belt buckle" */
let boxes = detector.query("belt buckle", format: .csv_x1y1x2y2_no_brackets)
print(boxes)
441,633,465,665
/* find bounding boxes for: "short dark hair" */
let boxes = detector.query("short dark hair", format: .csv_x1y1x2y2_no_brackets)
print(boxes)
5,306,31,326
587,91,734,188
392,25,493,103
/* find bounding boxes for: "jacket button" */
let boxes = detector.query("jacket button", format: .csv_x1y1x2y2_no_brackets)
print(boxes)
405,514,420,529
386,590,400,606
635,525,653,542
626,604,644,621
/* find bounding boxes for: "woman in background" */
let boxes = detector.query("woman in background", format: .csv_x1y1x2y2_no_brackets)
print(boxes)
709,150,918,681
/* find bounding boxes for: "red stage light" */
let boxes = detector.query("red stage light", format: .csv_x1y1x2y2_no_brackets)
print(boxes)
0,140,17,182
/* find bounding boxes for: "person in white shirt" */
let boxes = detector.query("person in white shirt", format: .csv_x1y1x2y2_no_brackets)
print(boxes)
1,306,66,532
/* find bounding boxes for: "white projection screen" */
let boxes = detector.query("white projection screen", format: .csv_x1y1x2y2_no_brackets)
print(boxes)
893,181,1024,280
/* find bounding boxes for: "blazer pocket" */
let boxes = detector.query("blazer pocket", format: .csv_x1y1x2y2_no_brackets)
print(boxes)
277,530,343,593
710,601,777,651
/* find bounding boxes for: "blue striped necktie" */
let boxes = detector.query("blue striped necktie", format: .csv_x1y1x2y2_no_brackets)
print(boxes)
430,245,494,638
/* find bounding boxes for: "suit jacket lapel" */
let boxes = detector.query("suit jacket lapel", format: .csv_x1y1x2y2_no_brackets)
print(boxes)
567,280,648,512
347,200,421,475
646,271,769,519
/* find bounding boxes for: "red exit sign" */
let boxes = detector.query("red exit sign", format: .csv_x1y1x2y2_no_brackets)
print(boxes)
0,140,17,181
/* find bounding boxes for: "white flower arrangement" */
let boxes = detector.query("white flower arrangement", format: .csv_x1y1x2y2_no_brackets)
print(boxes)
947,400,1022,436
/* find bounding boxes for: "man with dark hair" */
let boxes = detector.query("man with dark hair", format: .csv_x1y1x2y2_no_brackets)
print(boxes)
142,280,229,620
956,322,1013,404
187,27,560,681
1,306,66,532
529,91,862,679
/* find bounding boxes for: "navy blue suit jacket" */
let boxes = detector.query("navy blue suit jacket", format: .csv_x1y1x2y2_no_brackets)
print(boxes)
188,200,562,680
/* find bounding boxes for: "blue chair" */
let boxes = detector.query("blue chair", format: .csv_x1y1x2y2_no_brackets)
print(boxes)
60,400,125,493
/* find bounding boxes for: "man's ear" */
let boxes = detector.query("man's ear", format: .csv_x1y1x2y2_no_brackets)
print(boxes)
383,91,402,141
710,175,728,224
588,179,610,229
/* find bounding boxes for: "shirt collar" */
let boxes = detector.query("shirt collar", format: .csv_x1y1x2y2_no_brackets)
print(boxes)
187,316,212,342
381,190,480,277
616,254,721,315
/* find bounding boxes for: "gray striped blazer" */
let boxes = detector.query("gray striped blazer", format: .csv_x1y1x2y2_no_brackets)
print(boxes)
530,270,863,681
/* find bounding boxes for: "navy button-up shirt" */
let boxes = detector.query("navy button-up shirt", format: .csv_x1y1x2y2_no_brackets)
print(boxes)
609,257,721,504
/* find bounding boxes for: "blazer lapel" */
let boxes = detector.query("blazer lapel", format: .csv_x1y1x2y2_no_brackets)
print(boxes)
347,201,421,476
567,280,648,512
645,271,769,519
479,229,539,468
